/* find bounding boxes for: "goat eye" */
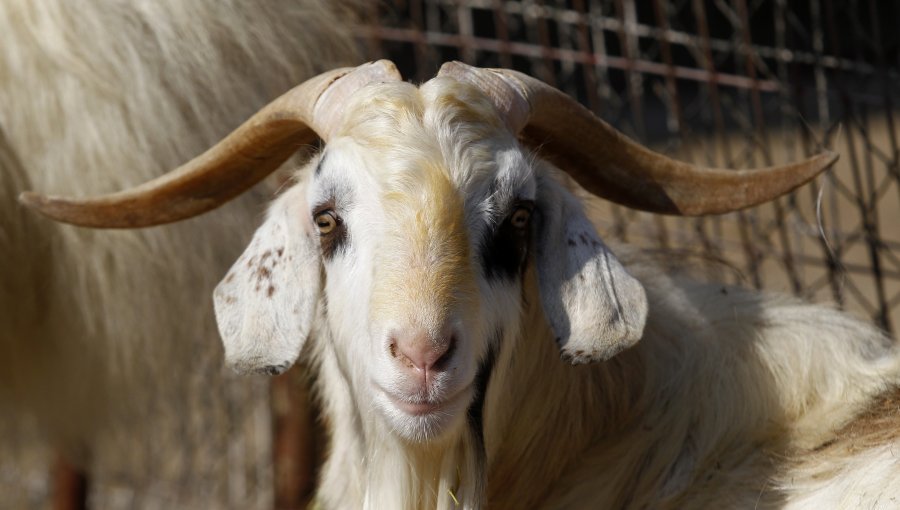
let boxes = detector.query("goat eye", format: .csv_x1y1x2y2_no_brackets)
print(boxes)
314,210,339,234
510,206,531,229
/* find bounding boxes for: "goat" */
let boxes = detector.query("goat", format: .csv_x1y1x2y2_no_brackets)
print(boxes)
0,0,360,501
23,61,900,509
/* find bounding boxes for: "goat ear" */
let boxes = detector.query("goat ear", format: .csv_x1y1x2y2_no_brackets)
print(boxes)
213,185,321,375
534,171,648,364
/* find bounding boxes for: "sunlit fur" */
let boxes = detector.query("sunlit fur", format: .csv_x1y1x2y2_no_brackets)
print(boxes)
0,0,359,483
260,78,900,509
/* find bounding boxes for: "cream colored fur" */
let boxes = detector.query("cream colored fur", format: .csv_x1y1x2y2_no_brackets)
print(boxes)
487,254,900,508
311,235,900,509
0,0,359,470
218,77,900,508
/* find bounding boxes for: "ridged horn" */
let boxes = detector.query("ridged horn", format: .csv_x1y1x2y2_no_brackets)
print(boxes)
19,60,402,228
439,61,837,216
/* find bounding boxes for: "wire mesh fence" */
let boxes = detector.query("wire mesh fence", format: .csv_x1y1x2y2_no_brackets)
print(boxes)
362,0,900,334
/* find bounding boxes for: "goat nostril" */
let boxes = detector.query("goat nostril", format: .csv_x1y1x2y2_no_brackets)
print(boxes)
431,335,456,371
391,333,456,373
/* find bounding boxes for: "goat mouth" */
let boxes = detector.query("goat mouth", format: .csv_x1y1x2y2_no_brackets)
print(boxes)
383,385,471,417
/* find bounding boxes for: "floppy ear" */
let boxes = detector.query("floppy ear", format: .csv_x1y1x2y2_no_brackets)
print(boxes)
213,184,321,375
534,170,648,364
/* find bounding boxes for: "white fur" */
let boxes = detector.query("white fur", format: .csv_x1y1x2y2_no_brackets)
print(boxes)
216,75,900,509
0,0,360,483
535,171,648,363
214,186,322,375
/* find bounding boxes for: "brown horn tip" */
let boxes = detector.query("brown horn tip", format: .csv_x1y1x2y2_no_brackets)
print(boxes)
19,191,133,228
19,191,98,225
20,60,402,229
441,62,839,216
649,149,838,216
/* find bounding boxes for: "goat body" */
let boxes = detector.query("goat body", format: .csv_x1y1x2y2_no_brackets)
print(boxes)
311,248,900,508
206,78,900,508
17,56,900,507
304,193,900,509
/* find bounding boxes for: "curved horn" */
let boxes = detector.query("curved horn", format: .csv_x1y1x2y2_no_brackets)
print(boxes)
19,60,402,228
439,61,837,216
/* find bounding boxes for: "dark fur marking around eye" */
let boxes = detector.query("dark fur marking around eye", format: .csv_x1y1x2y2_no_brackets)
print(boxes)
313,198,348,260
481,201,533,281
314,152,327,176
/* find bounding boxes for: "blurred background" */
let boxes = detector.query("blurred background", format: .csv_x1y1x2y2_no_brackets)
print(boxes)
1,1,898,508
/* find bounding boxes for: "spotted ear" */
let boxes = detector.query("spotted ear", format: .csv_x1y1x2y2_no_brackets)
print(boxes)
534,170,648,364
213,184,321,375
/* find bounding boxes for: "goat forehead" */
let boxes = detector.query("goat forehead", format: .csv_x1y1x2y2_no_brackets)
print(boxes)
320,80,533,327
330,80,510,323
371,164,476,326
334,78,517,191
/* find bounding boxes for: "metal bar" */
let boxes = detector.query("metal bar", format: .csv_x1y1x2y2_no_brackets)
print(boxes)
52,453,87,510
572,0,601,113
585,0,628,241
457,2,477,64
355,25,782,91
271,366,318,510
534,0,559,87
737,0,803,293
843,98,892,331
868,0,900,333
363,2,385,62
859,101,892,331
430,0,889,76
651,0,684,135
411,0,432,82
492,0,514,69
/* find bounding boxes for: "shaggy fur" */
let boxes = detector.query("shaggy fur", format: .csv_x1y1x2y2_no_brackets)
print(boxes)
218,77,900,508
487,257,900,509
0,0,360,488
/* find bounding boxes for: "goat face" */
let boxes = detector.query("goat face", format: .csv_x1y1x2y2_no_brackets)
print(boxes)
22,61,834,444
212,78,649,443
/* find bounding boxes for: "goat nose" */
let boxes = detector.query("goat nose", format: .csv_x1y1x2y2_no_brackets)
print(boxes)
389,330,455,376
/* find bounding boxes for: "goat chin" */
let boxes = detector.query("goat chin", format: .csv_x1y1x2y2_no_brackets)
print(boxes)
310,237,900,509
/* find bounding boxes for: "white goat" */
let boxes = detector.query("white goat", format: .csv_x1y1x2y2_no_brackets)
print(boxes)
24,61,900,509
0,0,359,497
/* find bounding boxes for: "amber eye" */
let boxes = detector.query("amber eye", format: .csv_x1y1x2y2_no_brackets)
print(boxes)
314,210,339,234
510,206,531,229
